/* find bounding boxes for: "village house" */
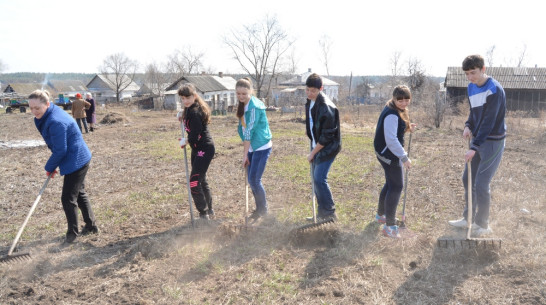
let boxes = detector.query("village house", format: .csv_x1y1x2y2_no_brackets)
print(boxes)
271,69,340,108
444,66,546,112
164,73,237,112
86,74,140,104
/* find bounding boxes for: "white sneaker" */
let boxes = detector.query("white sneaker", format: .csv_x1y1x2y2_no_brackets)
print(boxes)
448,218,468,228
472,224,492,236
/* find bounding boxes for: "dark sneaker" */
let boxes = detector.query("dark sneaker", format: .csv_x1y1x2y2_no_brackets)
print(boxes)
64,233,78,244
81,225,99,236
249,210,266,220
207,209,215,220
317,213,337,222
199,212,209,220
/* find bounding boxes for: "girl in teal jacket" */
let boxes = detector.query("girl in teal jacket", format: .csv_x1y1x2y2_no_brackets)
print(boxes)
236,77,272,220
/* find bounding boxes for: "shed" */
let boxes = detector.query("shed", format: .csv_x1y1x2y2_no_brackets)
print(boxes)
444,67,546,112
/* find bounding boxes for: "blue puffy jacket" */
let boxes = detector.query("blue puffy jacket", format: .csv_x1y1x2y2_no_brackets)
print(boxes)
34,104,92,175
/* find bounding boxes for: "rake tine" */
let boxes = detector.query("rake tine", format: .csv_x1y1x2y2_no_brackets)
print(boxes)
0,252,31,265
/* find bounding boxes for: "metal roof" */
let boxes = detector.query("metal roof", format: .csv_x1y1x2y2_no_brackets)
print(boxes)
3,83,56,97
48,80,88,92
89,74,140,91
445,67,546,90
280,70,339,87
166,75,232,93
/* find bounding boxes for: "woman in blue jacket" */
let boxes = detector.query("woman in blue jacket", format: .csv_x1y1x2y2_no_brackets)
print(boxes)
28,90,98,244
236,77,272,220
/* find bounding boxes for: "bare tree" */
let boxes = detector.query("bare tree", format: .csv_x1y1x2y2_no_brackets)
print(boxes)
319,35,333,76
390,51,403,87
405,57,426,93
99,53,138,103
144,62,170,109
224,14,294,101
355,76,371,104
284,46,299,76
516,43,527,67
166,46,205,78
485,45,496,67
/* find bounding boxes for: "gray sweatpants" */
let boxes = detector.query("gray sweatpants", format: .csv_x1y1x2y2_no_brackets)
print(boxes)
462,139,505,228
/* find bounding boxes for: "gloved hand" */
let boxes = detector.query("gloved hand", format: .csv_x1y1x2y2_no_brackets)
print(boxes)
178,138,187,148
46,170,58,178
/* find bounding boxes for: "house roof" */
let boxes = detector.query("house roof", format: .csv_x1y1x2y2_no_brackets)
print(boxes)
280,70,339,87
3,83,56,97
48,80,88,92
137,83,170,95
166,75,234,92
445,67,546,90
88,74,140,91
212,75,237,90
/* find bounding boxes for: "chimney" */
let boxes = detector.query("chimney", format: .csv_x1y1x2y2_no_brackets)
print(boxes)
219,72,223,78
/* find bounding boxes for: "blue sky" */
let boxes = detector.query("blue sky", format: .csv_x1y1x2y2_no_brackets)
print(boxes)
1,0,543,77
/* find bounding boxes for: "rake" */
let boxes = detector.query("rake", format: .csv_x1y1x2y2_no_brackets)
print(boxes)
438,139,502,249
293,150,335,234
398,132,412,229
1,175,51,265
180,114,195,229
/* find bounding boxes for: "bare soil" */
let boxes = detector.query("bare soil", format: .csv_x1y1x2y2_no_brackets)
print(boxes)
0,106,544,304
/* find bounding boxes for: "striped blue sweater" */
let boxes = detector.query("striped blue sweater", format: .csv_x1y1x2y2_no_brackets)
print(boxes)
466,77,507,151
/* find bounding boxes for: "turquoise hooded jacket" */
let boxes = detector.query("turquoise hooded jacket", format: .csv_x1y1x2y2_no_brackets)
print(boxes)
237,96,272,150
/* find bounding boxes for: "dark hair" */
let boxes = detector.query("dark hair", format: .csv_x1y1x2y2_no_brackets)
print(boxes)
305,73,323,89
28,89,50,104
236,77,253,119
462,54,485,71
386,85,411,132
178,83,211,124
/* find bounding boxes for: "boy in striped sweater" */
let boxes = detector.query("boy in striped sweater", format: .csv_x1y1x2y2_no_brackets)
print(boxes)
448,54,506,236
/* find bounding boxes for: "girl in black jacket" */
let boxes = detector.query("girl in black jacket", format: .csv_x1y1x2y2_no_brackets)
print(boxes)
178,83,215,219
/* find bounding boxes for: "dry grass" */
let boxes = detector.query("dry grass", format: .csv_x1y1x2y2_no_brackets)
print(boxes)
0,106,544,304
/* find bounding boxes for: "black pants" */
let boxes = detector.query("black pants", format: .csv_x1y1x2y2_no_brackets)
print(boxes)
377,158,404,226
61,162,96,237
189,146,215,214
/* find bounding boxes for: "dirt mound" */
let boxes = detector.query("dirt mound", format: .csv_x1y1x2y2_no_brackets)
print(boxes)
100,112,129,124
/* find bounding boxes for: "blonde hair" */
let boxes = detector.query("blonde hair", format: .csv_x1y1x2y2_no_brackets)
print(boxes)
178,83,211,124
386,85,411,132
236,77,254,119
28,89,51,104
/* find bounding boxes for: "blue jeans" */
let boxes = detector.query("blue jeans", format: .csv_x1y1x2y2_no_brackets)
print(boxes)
462,139,504,227
247,148,271,213
377,158,404,226
313,157,336,217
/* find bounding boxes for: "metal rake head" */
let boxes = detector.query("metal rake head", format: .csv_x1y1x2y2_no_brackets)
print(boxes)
437,238,502,249
0,252,32,265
